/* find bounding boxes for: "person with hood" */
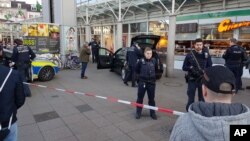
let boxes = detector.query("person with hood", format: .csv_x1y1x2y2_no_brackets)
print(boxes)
170,65,250,141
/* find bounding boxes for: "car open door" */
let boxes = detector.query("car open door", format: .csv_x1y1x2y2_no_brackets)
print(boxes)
97,47,113,69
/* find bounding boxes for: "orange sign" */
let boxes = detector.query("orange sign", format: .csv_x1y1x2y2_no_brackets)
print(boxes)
218,19,250,32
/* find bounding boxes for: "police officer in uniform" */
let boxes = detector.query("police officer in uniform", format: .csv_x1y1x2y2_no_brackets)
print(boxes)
223,38,248,93
11,39,36,97
124,42,142,87
88,38,99,63
135,47,158,120
183,38,212,111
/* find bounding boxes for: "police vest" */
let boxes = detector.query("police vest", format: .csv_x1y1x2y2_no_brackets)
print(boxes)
16,45,31,64
225,45,244,65
139,58,156,82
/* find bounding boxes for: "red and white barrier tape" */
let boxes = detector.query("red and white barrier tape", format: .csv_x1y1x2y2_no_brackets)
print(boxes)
23,82,185,116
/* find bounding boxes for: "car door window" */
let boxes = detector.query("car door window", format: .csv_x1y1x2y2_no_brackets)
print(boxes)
99,48,111,56
115,49,126,59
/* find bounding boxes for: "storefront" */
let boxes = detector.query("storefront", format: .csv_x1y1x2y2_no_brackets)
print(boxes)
175,9,250,58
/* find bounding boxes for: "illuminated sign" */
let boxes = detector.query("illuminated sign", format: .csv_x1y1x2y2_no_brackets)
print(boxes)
218,19,250,32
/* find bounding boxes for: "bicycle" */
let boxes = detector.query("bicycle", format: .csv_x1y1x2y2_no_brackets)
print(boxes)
64,51,81,70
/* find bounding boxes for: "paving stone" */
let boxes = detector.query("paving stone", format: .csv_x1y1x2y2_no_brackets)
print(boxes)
42,126,73,141
18,123,40,137
62,113,89,125
101,125,124,138
52,103,80,117
67,120,98,136
34,111,60,123
19,132,45,141
128,130,153,141
38,118,65,131
57,136,78,141
76,129,110,141
91,117,112,127
104,113,125,124
83,110,103,119
115,121,137,133
76,104,93,113
111,134,134,141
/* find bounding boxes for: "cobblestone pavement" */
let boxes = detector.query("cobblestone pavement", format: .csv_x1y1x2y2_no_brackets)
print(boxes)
17,63,250,141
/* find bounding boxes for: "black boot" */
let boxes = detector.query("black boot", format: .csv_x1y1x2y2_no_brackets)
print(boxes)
135,113,141,119
150,111,157,120
136,108,142,119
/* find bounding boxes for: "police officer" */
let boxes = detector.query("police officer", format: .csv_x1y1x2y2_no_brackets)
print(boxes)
0,48,25,141
223,38,248,93
11,39,36,97
183,38,212,111
88,38,99,63
124,42,142,87
135,47,158,120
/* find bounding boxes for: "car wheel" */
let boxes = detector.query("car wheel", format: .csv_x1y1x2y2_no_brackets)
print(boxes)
121,67,126,80
38,66,55,81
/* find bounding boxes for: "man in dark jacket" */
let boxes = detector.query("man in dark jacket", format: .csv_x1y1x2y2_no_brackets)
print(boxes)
170,65,250,141
11,39,36,97
0,48,25,141
182,38,212,111
88,38,99,63
223,38,248,93
124,42,142,87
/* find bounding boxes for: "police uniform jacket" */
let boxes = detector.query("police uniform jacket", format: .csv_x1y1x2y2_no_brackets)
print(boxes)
223,45,248,67
126,45,142,67
182,50,212,79
12,45,36,67
135,57,157,83
0,65,25,126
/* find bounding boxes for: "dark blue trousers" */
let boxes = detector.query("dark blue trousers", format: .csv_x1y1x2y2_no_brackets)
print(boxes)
17,64,31,97
186,80,204,111
81,62,88,78
124,66,136,86
136,81,156,115
226,65,242,92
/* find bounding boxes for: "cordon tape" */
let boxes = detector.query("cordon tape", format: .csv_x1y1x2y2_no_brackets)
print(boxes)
23,82,185,116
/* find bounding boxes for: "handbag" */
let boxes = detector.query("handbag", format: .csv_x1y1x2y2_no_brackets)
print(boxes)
0,69,13,141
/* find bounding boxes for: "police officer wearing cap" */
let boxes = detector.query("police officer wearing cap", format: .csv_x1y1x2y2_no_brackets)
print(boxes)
223,38,248,93
11,39,36,97
124,42,142,87
183,38,212,111
135,47,158,120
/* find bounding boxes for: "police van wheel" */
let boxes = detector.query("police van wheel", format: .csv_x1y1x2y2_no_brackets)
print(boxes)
38,66,55,81
121,67,126,80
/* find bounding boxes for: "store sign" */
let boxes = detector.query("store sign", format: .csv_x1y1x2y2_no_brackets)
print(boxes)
218,19,250,32
22,23,60,53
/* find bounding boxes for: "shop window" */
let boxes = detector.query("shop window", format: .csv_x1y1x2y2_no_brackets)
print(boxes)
200,24,233,40
18,3,21,9
123,24,128,33
130,22,147,33
239,27,250,39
